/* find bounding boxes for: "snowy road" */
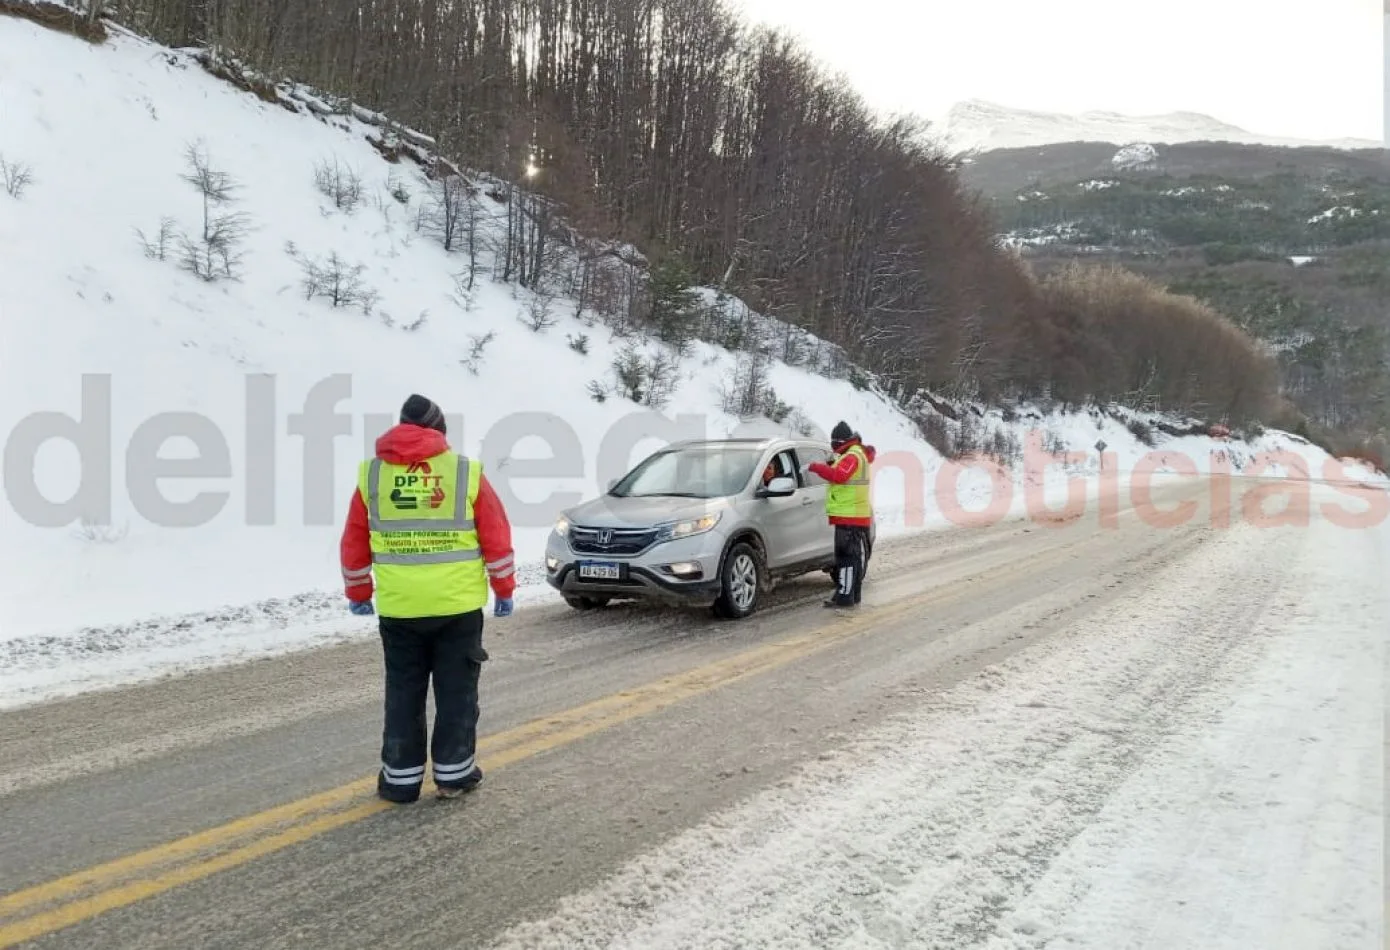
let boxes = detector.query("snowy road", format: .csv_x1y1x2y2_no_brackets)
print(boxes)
0,478,1384,949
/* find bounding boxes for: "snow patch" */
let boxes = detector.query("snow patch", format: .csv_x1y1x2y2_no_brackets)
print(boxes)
1308,205,1363,224
1112,143,1158,170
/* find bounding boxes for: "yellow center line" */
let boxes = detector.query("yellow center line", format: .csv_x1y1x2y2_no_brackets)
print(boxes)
0,531,1093,948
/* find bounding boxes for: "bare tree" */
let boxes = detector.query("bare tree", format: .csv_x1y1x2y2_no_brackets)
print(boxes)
1,156,35,199
424,173,473,255
177,142,249,281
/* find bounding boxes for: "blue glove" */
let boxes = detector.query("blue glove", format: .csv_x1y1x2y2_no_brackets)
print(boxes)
348,599,374,616
494,597,513,618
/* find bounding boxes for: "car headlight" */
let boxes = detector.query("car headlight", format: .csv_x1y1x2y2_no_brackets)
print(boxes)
657,512,721,541
554,515,570,537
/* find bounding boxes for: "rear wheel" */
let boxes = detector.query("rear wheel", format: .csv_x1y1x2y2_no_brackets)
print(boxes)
713,541,762,620
564,594,611,610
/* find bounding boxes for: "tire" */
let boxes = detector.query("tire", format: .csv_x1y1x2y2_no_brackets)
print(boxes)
712,541,763,620
564,594,611,610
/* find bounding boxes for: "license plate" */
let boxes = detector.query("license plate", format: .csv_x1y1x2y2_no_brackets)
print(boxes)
578,560,621,580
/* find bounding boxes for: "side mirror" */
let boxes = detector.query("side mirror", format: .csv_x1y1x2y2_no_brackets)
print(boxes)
759,476,796,497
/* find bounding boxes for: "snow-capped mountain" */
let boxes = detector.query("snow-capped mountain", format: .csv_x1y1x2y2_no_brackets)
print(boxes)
937,99,1382,154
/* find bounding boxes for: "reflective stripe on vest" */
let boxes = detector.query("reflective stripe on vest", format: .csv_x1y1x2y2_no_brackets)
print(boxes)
357,451,488,617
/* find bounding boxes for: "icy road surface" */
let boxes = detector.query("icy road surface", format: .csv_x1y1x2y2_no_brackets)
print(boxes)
0,478,1384,949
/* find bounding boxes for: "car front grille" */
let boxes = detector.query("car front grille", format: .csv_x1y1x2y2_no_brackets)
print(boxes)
569,525,660,556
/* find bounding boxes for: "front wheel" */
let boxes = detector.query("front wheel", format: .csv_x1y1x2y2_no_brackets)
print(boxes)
712,542,762,620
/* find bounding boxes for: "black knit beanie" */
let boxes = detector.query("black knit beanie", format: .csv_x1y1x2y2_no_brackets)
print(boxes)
831,420,854,444
400,394,446,433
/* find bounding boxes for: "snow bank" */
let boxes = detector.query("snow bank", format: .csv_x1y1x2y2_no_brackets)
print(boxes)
484,485,1388,949
0,16,1383,704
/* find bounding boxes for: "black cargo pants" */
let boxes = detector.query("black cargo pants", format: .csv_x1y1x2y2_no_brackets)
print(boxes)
376,610,487,802
833,525,871,604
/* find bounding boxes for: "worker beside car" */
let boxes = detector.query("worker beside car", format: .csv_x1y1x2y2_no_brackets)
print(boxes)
807,421,876,608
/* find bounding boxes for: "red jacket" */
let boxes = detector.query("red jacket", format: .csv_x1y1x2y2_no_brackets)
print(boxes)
340,423,517,603
808,438,877,527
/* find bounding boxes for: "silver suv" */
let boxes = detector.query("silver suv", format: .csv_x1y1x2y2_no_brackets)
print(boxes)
544,437,874,619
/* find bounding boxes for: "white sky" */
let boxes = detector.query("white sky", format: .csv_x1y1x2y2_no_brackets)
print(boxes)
728,0,1386,144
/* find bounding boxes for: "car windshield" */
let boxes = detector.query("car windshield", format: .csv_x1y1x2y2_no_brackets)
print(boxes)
610,445,764,499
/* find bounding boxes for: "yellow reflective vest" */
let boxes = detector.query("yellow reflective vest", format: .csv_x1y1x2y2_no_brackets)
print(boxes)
356,450,488,618
825,443,872,520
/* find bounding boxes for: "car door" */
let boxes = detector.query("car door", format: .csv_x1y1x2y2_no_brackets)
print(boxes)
754,448,813,570
793,444,836,562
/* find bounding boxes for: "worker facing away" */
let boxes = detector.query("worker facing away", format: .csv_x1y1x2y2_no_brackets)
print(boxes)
340,394,517,803
807,420,875,608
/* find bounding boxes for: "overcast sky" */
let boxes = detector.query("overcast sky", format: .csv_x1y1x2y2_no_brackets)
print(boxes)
728,0,1386,144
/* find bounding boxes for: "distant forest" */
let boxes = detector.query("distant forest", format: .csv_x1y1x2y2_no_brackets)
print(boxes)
46,0,1282,429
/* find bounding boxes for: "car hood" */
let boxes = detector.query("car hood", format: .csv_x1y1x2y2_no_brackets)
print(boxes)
564,494,731,530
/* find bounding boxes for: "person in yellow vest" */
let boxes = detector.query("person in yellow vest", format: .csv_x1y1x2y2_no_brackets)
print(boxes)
806,421,876,608
339,395,517,803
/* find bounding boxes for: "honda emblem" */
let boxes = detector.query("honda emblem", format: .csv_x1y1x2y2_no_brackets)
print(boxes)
598,529,613,545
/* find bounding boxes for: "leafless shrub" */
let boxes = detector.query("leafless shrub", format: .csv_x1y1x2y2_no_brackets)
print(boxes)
784,408,819,438
292,248,377,312
71,517,128,544
313,157,362,212
1126,417,1157,446
1,155,34,199
982,428,1022,468
609,345,681,409
721,351,792,422
461,331,494,375
522,290,558,333
136,216,178,261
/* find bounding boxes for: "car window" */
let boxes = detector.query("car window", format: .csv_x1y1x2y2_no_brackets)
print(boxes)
611,445,765,499
796,447,831,484
759,450,796,488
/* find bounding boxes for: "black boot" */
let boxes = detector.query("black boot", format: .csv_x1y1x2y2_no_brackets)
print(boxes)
435,766,484,800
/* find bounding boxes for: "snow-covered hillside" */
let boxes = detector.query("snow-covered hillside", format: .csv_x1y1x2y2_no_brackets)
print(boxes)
0,13,1383,706
939,99,1382,153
